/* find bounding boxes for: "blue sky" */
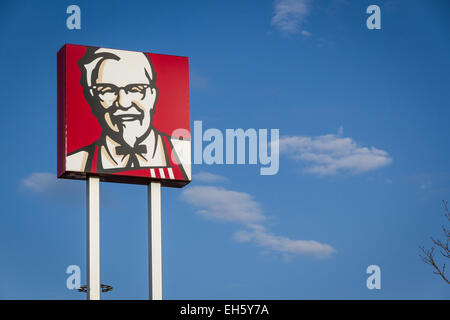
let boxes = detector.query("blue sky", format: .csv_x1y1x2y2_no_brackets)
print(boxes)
0,0,449,299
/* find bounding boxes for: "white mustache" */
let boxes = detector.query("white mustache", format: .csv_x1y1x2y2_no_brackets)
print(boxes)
113,107,142,116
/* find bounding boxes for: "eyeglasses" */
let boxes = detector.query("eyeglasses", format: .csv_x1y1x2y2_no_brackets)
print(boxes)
89,83,152,102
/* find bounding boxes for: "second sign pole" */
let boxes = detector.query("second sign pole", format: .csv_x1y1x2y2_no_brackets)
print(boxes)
148,181,162,300
87,175,100,300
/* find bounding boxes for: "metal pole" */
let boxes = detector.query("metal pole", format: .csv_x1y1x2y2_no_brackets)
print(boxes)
148,181,162,300
87,176,100,300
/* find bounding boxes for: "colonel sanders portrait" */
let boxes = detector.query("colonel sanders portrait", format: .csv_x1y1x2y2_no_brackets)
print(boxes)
66,47,190,181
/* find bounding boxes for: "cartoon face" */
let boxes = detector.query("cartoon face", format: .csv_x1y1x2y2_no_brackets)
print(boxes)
82,49,158,147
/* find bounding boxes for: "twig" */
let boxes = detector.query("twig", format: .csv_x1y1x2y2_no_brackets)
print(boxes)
419,246,450,284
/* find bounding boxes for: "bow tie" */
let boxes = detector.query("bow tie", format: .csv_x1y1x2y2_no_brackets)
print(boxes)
115,144,148,168
115,144,147,156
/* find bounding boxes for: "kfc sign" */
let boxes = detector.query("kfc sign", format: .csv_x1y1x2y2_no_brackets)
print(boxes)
57,44,191,187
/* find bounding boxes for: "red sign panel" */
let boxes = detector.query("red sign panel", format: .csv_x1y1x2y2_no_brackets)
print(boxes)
58,44,191,187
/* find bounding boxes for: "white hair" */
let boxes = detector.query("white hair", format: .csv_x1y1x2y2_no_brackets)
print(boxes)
78,47,156,91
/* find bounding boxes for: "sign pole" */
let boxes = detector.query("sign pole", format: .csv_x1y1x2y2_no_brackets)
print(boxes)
148,181,162,300
86,175,101,300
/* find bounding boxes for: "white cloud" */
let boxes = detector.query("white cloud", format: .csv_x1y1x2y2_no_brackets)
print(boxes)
301,30,312,37
181,185,335,258
21,172,83,203
192,172,228,183
234,224,335,258
181,186,265,224
190,70,209,89
278,130,392,175
22,172,62,193
271,0,311,35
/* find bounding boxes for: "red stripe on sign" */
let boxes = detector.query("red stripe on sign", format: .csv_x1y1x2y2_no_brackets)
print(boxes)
167,168,175,179
161,135,184,180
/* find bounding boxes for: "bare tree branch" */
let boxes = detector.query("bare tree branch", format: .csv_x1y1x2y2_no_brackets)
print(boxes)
419,246,450,284
419,200,450,284
443,200,450,222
